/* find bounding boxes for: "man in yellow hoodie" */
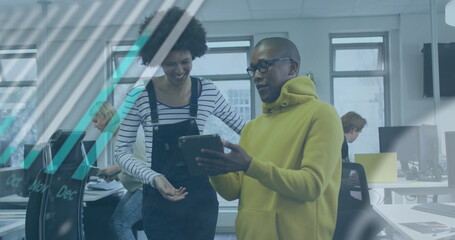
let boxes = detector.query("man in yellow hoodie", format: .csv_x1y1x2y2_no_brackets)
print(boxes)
197,37,343,240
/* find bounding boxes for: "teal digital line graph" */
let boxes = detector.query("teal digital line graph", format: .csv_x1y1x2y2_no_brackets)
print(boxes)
11,0,204,180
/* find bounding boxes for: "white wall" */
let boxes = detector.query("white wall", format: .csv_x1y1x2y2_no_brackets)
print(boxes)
399,13,455,155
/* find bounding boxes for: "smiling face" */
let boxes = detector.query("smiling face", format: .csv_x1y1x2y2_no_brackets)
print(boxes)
250,44,296,103
161,50,193,86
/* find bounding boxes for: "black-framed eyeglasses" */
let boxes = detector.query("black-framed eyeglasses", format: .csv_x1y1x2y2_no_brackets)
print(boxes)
246,57,293,77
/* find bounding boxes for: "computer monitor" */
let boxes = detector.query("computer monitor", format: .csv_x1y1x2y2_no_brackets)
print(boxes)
82,140,98,177
446,132,455,187
379,125,440,181
82,141,96,164
379,126,418,173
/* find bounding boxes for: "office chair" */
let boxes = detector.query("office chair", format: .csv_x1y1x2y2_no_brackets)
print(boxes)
25,130,87,240
333,162,385,240
25,168,46,240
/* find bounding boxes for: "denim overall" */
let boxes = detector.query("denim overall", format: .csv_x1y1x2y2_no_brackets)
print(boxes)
142,77,219,240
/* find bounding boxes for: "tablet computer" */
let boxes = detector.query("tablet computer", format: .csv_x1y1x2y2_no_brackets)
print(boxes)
178,134,223,176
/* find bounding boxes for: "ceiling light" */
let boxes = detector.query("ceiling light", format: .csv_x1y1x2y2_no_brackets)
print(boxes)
446,0,455,26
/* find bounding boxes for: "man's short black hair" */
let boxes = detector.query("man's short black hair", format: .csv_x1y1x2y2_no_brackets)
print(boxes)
138,6,207,65
256,37,301,64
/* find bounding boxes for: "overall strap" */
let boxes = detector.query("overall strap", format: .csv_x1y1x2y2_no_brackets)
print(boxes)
146,78,198,123
189,77,199,117
145,80,159,124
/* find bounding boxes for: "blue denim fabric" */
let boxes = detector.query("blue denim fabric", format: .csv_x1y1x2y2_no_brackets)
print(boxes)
109,190,143,240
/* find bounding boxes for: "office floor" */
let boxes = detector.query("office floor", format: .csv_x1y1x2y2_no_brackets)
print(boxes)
136,232,237,240
214,233,237,240
124,230,409,240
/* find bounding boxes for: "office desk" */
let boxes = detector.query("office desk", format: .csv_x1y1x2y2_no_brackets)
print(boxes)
371,179,451,204
0,186,124,204
0,210,26,237
0,219,25,237
0,187,124,240
374,204,455,240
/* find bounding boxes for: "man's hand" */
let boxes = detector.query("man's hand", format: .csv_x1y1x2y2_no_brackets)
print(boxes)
196,139,252,176
153,175,188,201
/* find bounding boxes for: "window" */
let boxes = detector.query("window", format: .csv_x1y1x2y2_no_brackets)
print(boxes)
110,38,253,208
193,38,252,144
330,33,389,159
110,38,253,139
0,45,38,167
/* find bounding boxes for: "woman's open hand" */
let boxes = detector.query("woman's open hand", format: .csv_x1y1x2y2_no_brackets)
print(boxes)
153,175,188,201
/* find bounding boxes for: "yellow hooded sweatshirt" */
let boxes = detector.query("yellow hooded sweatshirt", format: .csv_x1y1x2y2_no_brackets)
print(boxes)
210,76,343,240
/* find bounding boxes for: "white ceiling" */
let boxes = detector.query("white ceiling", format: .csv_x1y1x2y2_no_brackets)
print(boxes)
0,0,449,30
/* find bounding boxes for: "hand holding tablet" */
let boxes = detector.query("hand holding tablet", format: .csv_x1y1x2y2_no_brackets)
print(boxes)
178,134,223,176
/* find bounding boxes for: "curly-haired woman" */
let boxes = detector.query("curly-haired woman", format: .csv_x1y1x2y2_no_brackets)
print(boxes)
114,7,245,240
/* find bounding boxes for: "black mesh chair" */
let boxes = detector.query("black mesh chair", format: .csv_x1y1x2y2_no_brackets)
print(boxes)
25,130,87,240
333,162,385,240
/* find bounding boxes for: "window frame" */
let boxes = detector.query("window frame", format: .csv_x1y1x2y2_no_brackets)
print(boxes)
198,36,255,119
0,45,37,87
0,45,38,167
329,32,390,126
108,36,255,118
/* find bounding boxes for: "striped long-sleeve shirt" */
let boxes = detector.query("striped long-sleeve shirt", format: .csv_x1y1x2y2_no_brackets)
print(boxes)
114,77,245,188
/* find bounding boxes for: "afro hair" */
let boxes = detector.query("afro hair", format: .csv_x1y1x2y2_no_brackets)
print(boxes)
138,6,207,66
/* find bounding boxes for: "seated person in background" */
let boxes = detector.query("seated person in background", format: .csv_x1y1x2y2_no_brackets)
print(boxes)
338,111,367,206
341,111,366,162
91,101,146,240
334,111,385,240
340,111,367,188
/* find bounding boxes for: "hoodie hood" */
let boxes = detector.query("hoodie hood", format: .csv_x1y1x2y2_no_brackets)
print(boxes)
262,76,318,114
